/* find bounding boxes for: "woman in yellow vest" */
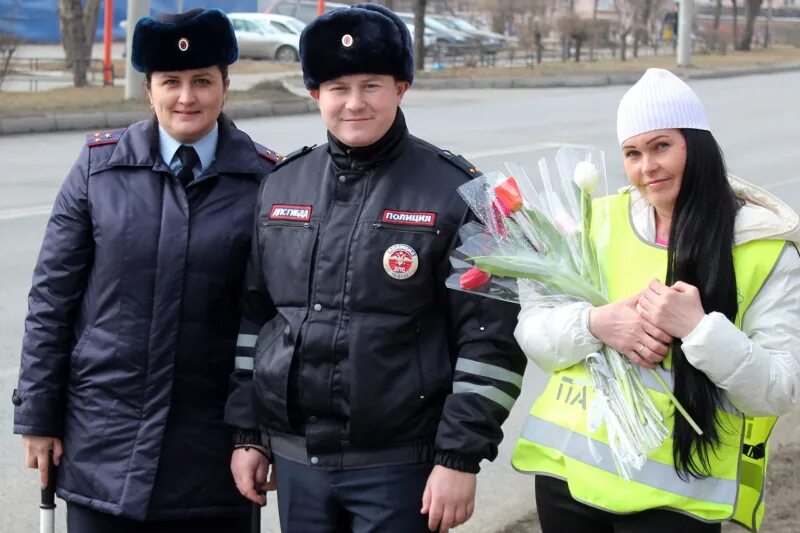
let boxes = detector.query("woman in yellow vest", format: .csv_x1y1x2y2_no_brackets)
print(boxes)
513,68,800,532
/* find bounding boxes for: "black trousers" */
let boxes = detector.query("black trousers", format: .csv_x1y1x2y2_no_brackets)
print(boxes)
66,502,250,533
274,454,433,533
535,475,723,533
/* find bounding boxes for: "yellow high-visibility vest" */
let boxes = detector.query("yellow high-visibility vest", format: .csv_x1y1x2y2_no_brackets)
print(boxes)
512,192,785,531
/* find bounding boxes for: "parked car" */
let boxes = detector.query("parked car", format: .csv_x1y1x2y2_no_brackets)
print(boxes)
228,12,301,62
428,15,507,53
258,13,306,35
264,0,350,23
395,12,471,55
405,23,436,50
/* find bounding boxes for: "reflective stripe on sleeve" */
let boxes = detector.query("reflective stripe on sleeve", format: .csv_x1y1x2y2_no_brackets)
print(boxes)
234,356,254,371
236,334,258,348
452,382,516,411
455,358,524,389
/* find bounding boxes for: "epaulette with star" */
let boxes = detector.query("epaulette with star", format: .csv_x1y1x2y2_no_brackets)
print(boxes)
272,145,316,171
86,128,127,147
253,142,283,163
438,149,482,179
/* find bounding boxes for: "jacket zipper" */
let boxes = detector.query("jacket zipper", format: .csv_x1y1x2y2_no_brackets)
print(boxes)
372,223,440,235
415,322,426,400
260,220,313,229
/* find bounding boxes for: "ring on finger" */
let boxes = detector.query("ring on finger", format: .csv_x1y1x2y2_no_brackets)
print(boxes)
636,343,645,353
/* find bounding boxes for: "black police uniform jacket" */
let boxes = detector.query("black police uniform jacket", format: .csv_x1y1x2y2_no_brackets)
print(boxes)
12,115,277,520
226,110,525,472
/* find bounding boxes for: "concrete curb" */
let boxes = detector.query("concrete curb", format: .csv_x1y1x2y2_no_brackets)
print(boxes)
2,63,799,136
410,61,800,90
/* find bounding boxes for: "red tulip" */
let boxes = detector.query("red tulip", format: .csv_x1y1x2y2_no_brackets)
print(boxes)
494,177,523,215
490,200,508,239
460,267,491,289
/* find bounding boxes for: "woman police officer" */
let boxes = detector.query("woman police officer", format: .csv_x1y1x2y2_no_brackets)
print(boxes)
12,8,279,532
513,69,800,532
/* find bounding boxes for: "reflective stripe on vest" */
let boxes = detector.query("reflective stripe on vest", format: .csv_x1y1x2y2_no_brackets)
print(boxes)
512,192,785,531
520,414,739,505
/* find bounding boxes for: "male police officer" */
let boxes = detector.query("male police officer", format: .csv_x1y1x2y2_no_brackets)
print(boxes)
225,4,525,532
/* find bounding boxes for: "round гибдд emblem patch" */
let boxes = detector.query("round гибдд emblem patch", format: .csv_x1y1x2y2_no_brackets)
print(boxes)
178,37,190,52
383,244,419,280
341,34,354,47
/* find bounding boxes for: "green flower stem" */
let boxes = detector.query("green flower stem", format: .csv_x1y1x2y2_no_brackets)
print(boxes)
610,349,646,427
579,191,595,286
648,368,704,436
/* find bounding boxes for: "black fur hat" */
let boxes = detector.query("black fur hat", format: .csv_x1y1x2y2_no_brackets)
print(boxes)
300,3,414,89
131,8,238,73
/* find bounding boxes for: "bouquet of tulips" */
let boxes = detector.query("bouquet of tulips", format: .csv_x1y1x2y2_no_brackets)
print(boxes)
447,146,700,479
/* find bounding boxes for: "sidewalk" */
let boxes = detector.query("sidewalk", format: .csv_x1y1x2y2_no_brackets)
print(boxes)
2,61,800,136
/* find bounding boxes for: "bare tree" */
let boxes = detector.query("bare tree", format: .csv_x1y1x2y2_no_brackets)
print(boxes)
0,32,19,92
558,14,591,62
614,0,638,61
58,0,102,87
713,0,723,31
739,0,763,50
589,0,599,60
630,0,668,58
479,0,548,36
732,0,740,48
413,0,426,71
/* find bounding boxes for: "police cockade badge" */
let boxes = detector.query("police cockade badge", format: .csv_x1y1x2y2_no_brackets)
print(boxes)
341,34,354,47
178,37,190,52
383,244,418,280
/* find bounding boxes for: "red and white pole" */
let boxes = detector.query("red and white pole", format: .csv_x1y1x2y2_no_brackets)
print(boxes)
103,0,113,86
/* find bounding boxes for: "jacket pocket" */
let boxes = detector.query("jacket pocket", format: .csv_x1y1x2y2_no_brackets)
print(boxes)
348,222,446,315
253,313,296,434
258,218,318,307
69,327,93,367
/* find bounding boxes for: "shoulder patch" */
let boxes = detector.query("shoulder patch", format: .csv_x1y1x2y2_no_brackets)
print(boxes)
438,150,482,179
272,145,316,171
253,142,283,163
86,128,126,147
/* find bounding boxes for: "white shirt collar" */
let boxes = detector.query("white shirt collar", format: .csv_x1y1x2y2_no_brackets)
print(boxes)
158,123,219,177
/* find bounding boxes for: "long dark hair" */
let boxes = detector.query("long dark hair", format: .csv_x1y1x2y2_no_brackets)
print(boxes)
666,128,741,480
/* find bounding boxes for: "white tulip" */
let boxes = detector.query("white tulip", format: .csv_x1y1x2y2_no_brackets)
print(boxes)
573,161,600,193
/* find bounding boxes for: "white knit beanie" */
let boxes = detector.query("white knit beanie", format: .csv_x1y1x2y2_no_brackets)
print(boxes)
616,68,710,146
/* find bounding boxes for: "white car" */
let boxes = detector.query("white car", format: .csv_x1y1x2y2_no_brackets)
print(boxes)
227,12,301,62
256,13,306,35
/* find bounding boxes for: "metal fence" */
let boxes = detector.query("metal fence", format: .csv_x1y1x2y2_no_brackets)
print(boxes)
3,57,113,91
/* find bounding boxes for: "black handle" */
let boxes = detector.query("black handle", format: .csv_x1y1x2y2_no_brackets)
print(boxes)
250,500,261,533
40,450,57,510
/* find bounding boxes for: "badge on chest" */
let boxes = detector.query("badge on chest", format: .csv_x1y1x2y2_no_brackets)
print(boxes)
383,244,419,280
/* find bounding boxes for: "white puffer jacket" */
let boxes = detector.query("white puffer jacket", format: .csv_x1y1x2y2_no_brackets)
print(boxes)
514,176,800,416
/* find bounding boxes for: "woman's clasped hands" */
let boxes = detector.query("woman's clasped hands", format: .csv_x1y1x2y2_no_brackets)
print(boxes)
588,279,706,369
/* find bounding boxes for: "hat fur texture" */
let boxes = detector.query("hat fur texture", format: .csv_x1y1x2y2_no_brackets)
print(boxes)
300,3,414,89
131,8,238,73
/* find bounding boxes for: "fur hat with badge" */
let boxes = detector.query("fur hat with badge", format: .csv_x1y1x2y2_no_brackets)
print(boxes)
131,8,239,73
300,3,414,89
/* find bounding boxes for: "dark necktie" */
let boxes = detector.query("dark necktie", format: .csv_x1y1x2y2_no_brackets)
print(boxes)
175,145,199,188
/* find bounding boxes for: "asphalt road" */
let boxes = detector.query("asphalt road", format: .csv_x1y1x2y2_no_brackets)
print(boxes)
1,71,799,532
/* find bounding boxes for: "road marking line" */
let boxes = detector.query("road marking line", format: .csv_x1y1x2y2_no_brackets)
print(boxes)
0,205,52,221
465,142,595,160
